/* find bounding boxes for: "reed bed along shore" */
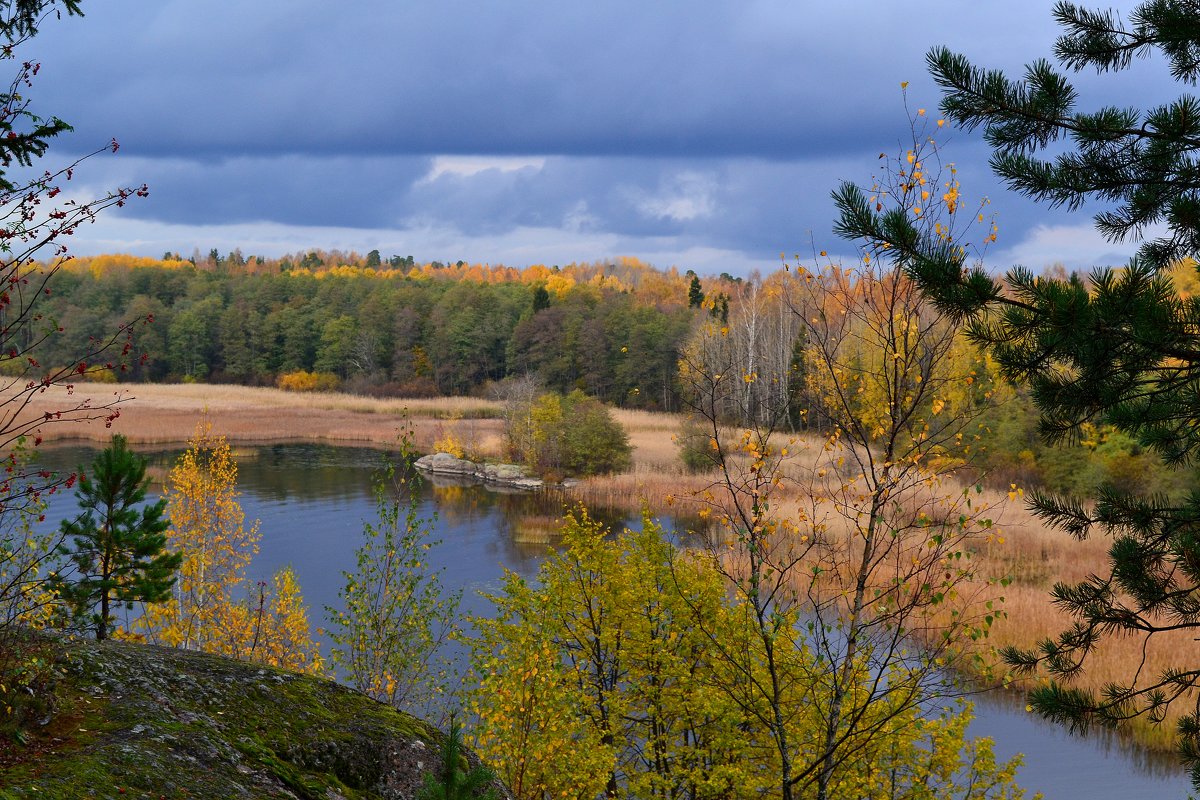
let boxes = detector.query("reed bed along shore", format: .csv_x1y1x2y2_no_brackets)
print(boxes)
20,381,1191,753
19,381,505,452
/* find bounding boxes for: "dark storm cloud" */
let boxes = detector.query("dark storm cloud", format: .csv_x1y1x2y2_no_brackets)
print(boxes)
110,155,433,228
15,1,1170,274
30,1,1056,161
390,144,1072,260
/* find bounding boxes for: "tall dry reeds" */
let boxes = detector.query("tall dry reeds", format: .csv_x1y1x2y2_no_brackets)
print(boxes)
622,421,1195,757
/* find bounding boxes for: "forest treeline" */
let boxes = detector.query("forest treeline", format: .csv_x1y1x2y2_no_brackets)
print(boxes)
34,252,717,411
28,250,1200,499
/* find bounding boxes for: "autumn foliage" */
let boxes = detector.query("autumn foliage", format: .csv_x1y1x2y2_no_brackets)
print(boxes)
276,370,341,393
469,511,1027,800
139,421,321,674
504,389,631,479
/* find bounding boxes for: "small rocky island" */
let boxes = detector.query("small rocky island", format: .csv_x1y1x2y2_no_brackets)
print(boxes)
4,638,510,799
413,452,547,490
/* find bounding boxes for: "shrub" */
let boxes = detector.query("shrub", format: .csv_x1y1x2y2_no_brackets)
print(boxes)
433,412,468,459
505,389,631,478
0,355,23,377
84,366,119,384
559,390,632,476
276,370,340,393
676,417,717,473
352,377,440,399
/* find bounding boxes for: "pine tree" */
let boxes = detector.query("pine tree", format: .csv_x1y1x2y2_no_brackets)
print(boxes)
687,273,705,308
834,1,1200,787
55,435,181,641
417,715,498,800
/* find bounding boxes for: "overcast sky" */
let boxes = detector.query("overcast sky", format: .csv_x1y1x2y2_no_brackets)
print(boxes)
17,1,1175,276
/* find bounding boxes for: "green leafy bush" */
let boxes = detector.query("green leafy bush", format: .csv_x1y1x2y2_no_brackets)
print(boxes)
506,389,631,479
676,417,716,473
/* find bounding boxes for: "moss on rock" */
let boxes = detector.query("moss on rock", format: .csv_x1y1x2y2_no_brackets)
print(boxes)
0,638,509,800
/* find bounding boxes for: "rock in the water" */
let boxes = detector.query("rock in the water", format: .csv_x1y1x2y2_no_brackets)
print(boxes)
2,638,511,800
416,451,479,475
413,453,543,490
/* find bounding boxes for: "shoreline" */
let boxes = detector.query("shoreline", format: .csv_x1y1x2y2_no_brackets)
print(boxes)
18,381,1185,759
19,382,689,509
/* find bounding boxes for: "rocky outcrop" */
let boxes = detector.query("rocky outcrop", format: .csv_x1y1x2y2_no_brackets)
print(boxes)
413,452,544,490
3,638,511,800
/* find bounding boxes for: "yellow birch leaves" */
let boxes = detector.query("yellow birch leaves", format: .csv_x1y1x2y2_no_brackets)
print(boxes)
468,511,1029,800
139,421,320,673
468,511,768,800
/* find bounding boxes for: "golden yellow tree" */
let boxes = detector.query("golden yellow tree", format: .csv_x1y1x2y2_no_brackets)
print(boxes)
469,512,768,800
219,566,323,675
140,421,260,652
470,511,1030,800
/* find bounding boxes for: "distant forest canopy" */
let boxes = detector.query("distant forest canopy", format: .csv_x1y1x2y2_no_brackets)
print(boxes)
33,251,744,410
29,250,1200,498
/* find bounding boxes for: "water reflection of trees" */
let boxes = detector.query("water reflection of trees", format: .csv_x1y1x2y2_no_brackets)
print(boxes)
39,442,705,572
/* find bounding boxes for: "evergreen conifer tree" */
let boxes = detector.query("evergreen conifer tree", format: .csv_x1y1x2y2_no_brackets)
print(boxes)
417,715,498,800
55,435,181,641
834,1,1200,787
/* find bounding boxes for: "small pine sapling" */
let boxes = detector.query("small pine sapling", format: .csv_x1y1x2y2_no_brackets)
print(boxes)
418,715,499,800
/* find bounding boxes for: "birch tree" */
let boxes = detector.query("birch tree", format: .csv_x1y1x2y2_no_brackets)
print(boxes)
469,512,1028,800
679,116,1014,800
326,435,460,719
140,421,260,652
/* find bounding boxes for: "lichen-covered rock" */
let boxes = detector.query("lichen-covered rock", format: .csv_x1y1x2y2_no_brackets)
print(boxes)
1,639,511,800
480,463,523,482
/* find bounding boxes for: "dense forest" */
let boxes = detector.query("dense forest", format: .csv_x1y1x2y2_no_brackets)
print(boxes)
32,252,715,410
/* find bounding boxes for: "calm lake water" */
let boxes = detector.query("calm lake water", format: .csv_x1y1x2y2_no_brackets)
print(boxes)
34,442,1195,800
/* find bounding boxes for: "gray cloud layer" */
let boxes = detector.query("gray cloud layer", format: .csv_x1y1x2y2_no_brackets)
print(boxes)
15,1,1172,273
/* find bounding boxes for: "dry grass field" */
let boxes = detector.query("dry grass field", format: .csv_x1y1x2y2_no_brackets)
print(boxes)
20,381,1191,752
20,381,506,453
